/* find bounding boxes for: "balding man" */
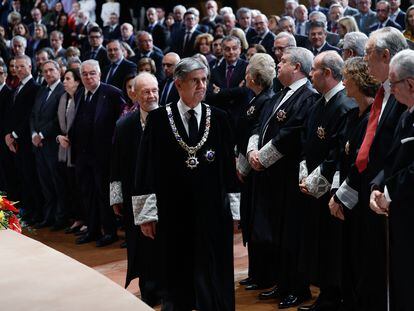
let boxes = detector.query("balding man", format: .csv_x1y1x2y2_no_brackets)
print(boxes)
251,14,276,54
388,0,405,29
370,49,414,311
111,72,161,305
159,52,180,106
145,7,169,52
120,23,136,49
341,31,368,60
370,0,402,32
171,10,202,57
200,0,224,30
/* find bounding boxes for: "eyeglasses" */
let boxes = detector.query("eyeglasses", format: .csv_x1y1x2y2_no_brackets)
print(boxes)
81,71,98,77
389,78,407,88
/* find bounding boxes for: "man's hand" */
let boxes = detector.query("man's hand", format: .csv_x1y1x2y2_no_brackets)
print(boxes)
299,179,311,195
32,134,43,147
5,133,14,147
248,150,264,171
112,203,123,216
213,84,221,94
236,170,245,183
329,196,345,220
57,135,70,149
370,190,389,216
8,143,17,153
140,221,157,239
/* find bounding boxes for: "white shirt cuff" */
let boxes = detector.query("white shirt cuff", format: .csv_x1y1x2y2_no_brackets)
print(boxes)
384,186,392,203
12,131,18,139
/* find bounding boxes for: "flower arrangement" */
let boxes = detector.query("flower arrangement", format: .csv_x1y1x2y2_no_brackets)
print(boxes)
0,192,21,233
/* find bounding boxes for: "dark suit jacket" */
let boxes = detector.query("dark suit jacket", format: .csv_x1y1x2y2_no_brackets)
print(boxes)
102,58,137,91
245,27,257,46
393,10,406,30
344,6,358,16
308,6,328,16
129,46,165,83
316,41,341,55
30,82,65,153
103,24,122,41
147,22,170,52
159,78,179,106
369,18,403,32
326,31,340,47
294,34,312,50
53,48,67,59
82,46,110,68
251,31,276,54
354,10,377,35
3,78,40,147
200,15,224,31
0,84,12,133
171,28,202,57
70,83,125,167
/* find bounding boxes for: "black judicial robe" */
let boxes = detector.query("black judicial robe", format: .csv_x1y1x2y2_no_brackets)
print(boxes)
371,109,414,311
135,102,237,311
301,89,355,291
249,82,318,290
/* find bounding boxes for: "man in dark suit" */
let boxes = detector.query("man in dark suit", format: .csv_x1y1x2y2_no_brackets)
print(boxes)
251,14,276,55
200,0,224,31
278,16,312,50
294,5,310,36
28,8,45,36
331,27,408,311
49,31,67,59
3,55,43,224
82,27,110,69
309,21,341,56
130,31,165,83
33,48,51,86
369,0,403,32
102,40,137,91
354,0,377,35
369,49,414,311
30,60,66,230
171,11,202,57
71,59,125,247
236,7,257,45
389,0,406,29
120,23,136,50
159,52,180,106
298,51,356,311
145,7,169,52
340,0,358,16
0,62,12,191
103,13,122,41
308,0,328,16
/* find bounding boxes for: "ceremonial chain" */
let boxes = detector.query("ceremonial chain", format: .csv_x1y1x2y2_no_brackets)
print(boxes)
166,104,211,169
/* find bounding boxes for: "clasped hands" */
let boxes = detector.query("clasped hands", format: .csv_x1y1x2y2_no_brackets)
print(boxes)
369,190,389,216
32,133,43,147
140,222,157,240
4,133,17,153
247,150,264,171
57,135,70,149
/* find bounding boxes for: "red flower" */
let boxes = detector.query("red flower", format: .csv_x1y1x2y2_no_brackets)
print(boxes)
8,214,22,233
0,198,19,213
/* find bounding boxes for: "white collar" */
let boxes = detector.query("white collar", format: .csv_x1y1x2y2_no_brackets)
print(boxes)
0,82,5,91
390,8,401,17
383,78,391,96
47,79,60,92
177,99,202,116
288,77,308,92
324,81,345,103
21,74,33,86
84,82,100,97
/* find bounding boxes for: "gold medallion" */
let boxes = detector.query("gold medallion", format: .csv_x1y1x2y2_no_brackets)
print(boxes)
317,126,326,139
276,109,287,122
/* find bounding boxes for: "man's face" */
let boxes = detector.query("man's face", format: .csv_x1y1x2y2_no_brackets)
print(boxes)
81,63,101,91
32,9,41,22
147,9,158,24
329,7,343,23
279,20,295,34
212,38,223,58
238,13,251,29
310,0,320,6
295,7,308,22
175,69,207,106
273,37,291,62
0,66,6,84
42,62,60,86
223,39,241,64
388,0,400,10
107,41,122,63
50,34,62,50
285,2,297,17
358,0,371,14
376,3,389,23
109,14,118,25
136,78,159,112
184,13,197,30
156,8,165,20
277,54,296,86
254,15,268,35
309,26,327,49
363,38,385,81
223,15,235,32
12,40,25,56
174,9,184,22
88,31,103,47
206,1,217,17
36,51,48,69
162,55,178,78
121,25,132,39
15,58,31,80
138,33,153,52
389,67,414,107
309,56,326,93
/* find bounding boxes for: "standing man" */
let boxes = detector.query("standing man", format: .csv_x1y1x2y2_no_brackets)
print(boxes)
354,0,377,35
251,14,276,55
388,0,405,29
30,60,66,230
171,10,202,57
50,31,67,59
110,72,161,306
145,7,169,52
298,51,356,311
133,57,238,311
0,62,12,191
71,60,125,247
159,52,180,106
369,0,402,32
102,39,137,91
82,27,110,68
237,7,256,45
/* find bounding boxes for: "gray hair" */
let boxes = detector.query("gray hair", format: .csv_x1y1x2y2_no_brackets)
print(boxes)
370,27,408,59
219,7,233,16
67,56,82,66
319,51,344,81
134,72,158,91
248,53,276,88
80,59,101,74
42,60,60,71
309,11,327,24
173,5,186,13
275,31,297,47
343,32,368,57
236,7,251,19
174,57,208,81
187,7,200,17
221,35,241,48
14,55,32,66
11,35,27,48
329,3,344,13
50,30,63,40
285,47,314,76
278,16,295,28
390,50,414,80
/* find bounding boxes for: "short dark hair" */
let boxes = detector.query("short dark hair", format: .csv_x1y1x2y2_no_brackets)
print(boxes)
88,26,103,35
309,20,327,32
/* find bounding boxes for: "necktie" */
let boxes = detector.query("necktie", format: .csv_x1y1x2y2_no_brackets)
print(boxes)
188,109,198,146
271,86,291,113
226,65,235,88
90,49,97,59
106,63,117,83
85,91,92,105
45,87,52,101
313,48,319,56
160,79,172,106
13,82,22,102
183,31,191,49
355,86,385,173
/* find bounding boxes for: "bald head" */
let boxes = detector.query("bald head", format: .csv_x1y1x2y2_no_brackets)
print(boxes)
163,52,181,78
134,72,159,112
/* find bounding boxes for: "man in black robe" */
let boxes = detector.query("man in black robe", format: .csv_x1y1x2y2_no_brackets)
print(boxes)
132,57,239,311
247,47,318,308
298,51,356,311
110,72,161,306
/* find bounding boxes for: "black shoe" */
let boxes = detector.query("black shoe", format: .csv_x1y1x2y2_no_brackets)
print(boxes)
96,234,119,247
298,300,340,311
278,293,312,309
50,221,68,232
76,233,96,245
239,277,254,286
75,229,88,236
258,286,281,300
34,221,53,229
64,225,82,234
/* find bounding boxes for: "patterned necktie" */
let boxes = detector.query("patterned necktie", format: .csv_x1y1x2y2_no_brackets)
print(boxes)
355,86,385,173
188,109,198,146
226,65,235,88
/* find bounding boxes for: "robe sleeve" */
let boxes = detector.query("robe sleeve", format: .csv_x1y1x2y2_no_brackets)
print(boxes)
385,161,414,205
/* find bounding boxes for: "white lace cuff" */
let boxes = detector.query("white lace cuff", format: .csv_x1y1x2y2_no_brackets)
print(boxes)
228,193,240,220
258,140,283,168
305,166,331,199
331,171,340,190
336,180,358,209
237,153,251,176
109,181,123,206
247,134,259,154
132,194,158,225
299,160,308,182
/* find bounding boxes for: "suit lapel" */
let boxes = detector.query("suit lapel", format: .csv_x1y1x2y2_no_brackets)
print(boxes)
376,95,395,134
94,85,104,123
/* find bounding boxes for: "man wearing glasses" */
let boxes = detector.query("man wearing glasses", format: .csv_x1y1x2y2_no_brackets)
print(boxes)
82,26,110,68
